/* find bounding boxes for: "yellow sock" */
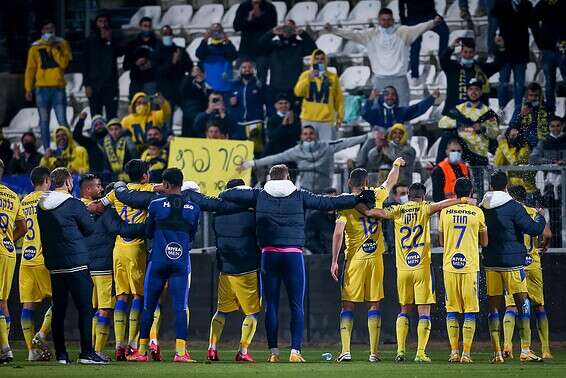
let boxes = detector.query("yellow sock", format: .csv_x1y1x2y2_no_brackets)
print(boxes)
503,310,516,351
417,316,431,355
208,311,226,349
367,310,381,355
396,313,409,354
114,299,127,348
518,314,531,352
176,339,186,355
138,338,148,355
462,314,476,355
535,310,550,354
240,314,258,354
128,298,143,348
150,305,161,341
95,314,111,353
446,313,459,353
186,307,190,329
340,310,354,354
488,312,501,353
21,308,34,350
6,316,10,339
0,312,8,349
39,307,52,336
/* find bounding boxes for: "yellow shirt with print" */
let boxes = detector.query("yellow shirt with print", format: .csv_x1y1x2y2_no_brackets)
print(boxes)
106,183,154,247
523,206,541,271
0,184,24,258
383,201,432,271
20,191,44,266
337,186,389,260
439,203,486,274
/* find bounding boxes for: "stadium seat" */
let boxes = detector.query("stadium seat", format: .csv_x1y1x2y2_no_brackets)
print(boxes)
334,144,361,165
315,34,343,56
339,66,371,91
424,136,441,163
502,99,515,125
119,71,131,100
186,37,204,62
526,62,537,83
173,37,186,48
448,29,474,46
229,35,241,50
8,108,39,134
434,0,447,17
410,136,429,160
429,100,445,122
420,31,440,56
388,0,400,21
444,1,459,21
556,98,565,117
273,1,287,24
172,107,183,136
342,40,368,58
222,3,240,30
311,1,350,28
409,99,434,125
156,5,193,29
343,0,380,25
122,6,162,30
65,73,84,97
488,98,501,115
186,4,224,31
285,2,318,26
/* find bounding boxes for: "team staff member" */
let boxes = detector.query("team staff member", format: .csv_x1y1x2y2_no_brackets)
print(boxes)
19,167,53,361
80,176,146,361
502,185,553,360
366,183,474,363
331,159,403,363
438,178,488,363
37,167,105,364
221,164,376,363
431,139,470,202
207,179,260,363
127,168,200,363
0,160,27,363
480,171,546,363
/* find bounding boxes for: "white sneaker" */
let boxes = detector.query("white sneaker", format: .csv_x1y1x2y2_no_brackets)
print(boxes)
369,353,381,362
336,352,352,362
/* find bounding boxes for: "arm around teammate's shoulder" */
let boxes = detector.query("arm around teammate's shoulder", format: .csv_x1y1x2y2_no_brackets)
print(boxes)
514,203,546,236
301,190,357,211
114,184,158,209
220,187,260,208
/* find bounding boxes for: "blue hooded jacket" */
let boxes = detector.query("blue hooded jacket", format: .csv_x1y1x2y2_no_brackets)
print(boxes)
480,191,546,269
362,94,434,129
195,39,238,92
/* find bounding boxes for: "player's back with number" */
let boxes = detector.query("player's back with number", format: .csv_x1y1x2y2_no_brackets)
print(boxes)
0,184,23,257
20,191,44,265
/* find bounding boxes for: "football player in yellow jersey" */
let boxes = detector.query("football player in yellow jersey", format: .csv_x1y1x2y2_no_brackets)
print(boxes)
366,182,474,363
19,167,54,361
0,160,28,363
502,185,553,360
438,178,488,364
331,158,404,363
102,159,154,360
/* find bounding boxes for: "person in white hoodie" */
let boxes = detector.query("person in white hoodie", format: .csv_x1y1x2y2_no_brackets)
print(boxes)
324,8,442,106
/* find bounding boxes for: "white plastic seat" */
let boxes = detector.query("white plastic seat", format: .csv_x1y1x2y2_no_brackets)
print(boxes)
342,40,367,57
119,71,131,100
410,136,429,159
339,66,371,91
9,108,39,133
448,29,474,46
122,6,162,29
488,98,500,115
65,73,84,97
273,1,287,24
285,2,318,26
173,37,186,48
221,4,240,30
229,36,241,51
420,31,440,56
424,136,442,163
388,0,400,21
435,0,447,16
334,145,360,165
315,34,343,55
156,5,193,29
343,0,380,25
312,1,350,27
444,1,459,21
430,100,445,122
556,98,565,117
172,107,183,136
409,100,434,125
186,37,204,62
502,99,515,125
525,62,537,82
186,4,224,30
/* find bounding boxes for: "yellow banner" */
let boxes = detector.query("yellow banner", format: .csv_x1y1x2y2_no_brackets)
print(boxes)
168,137,254,196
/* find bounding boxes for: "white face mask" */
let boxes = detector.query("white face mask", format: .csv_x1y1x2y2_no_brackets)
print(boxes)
399,194,409,204
448,151,462,164
302,140,316,149
380,26,395,35
42,32,54,41
461,57,474,66
277,111,287,117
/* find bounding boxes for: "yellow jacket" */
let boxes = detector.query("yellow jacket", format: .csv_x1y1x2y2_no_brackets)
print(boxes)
294,49,344,124
121,92,172,145
40,127,89,174
494,140,536,192
24,38,72,92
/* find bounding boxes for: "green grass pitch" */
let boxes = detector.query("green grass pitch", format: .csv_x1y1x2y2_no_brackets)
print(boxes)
1,343,565,377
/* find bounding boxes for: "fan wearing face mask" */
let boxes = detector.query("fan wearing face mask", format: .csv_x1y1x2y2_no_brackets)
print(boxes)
509,82,550,149
121,92,171,150
123,17,158,99
431,139,470,202
9,132,43,175
494,125,536,193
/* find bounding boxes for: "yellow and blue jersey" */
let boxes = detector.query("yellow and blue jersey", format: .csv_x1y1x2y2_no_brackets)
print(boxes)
106,182,154,247
439,203,486,274
522,205,541,271
384,201,432,271
0,184,24,258
20,191,44,266
337,186,389,261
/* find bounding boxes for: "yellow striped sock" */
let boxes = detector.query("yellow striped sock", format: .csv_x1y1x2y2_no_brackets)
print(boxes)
21,309,34,351
0,313,8,349
367,310,381,355
139,338,148,355
39,307,52,336
176,339,186,355
95,315,111,353
462,314,476,354
518,314,531,351
417,316,431,355
209,312,226,349
535,310,550,354
240,314,258,353
150,305,161,341
503,310,516,351
114,300,127,348
488,312,501,353
340,310,354,354
128,298,142,348
396,313,409,354
446,313,459,352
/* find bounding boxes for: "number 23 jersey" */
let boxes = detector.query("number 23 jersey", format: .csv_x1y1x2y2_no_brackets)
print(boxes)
384,201,432,271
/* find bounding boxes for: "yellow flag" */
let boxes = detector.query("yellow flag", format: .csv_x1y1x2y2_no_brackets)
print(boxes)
168,137,254,196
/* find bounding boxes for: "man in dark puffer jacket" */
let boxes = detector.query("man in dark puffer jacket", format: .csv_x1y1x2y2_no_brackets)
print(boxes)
80,176,145,361
480,171,546,363
37,168,103,365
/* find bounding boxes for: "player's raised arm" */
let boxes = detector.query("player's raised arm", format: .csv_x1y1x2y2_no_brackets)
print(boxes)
381,158,405,192
330,221,346,282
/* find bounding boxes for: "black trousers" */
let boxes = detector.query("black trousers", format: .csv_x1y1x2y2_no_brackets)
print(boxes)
88,85,118,120
50,269,94,356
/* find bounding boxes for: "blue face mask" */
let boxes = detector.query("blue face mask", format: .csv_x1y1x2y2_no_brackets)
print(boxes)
461,57,474,66
42,32,54,41
162,36,173,46
380,26,395,35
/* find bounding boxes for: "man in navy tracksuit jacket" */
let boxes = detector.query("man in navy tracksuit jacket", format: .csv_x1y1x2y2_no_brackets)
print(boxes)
221,164,375,362
127,168,200,363
480,171,546,363
229,62,266,124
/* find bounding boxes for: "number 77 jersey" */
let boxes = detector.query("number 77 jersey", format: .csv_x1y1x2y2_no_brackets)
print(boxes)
383,201,433,271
